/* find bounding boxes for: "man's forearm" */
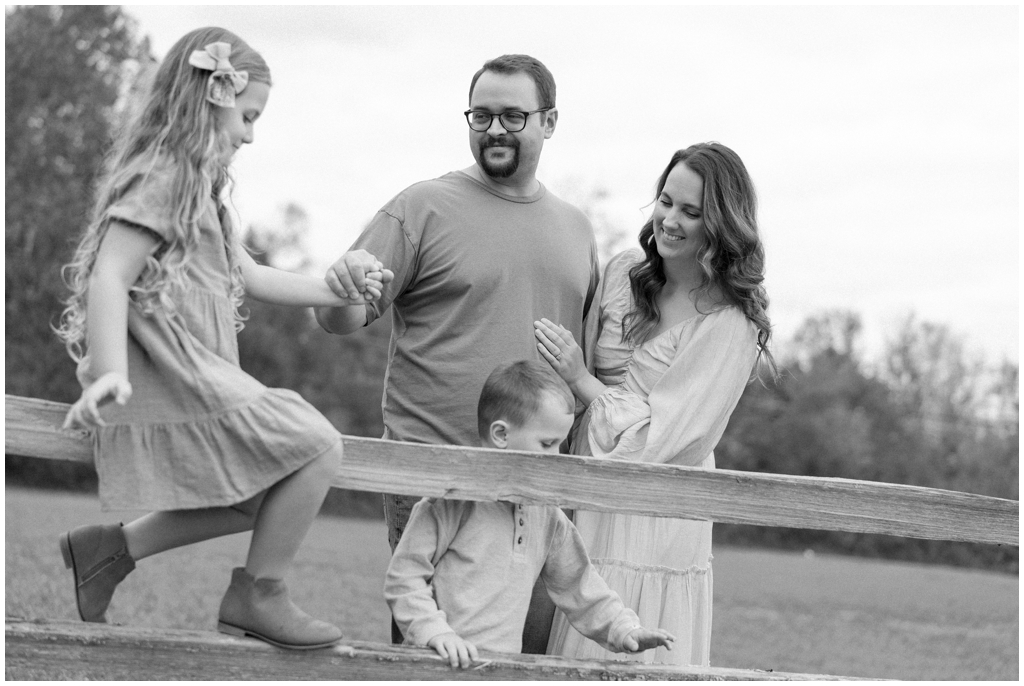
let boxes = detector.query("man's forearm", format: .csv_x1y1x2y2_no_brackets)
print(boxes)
315,304,368,335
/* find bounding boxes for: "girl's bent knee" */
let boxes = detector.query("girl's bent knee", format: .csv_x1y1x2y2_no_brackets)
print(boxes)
308,441,343,478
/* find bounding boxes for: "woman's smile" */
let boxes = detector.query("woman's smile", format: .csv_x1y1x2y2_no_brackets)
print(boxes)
659,227,685,242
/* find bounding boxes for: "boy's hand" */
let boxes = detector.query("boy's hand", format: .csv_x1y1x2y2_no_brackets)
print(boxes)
427,631,479,669
62,372,132,430
621,626,675,653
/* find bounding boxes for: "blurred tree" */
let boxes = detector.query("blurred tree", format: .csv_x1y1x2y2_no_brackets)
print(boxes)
882,313,984,429
237,204,392,440
790,308,863,370
237,208,393,517
716,309,1017,571
879,314,998,493
5,5,151,402
6,6,150,491
987,359,1019,436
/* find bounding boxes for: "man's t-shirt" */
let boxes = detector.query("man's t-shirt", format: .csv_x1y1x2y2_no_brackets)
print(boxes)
351,170,600,447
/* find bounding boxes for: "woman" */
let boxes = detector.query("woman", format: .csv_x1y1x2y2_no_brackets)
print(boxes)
534,142,776,666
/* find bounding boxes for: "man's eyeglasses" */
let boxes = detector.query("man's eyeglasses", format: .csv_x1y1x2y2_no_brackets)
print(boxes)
463,108,552,133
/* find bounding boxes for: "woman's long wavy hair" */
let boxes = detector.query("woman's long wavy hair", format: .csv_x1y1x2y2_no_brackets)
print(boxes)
56,27,271,361
622,143,778,381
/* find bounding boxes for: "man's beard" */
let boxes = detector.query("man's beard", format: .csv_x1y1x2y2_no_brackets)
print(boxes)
478,135,520,178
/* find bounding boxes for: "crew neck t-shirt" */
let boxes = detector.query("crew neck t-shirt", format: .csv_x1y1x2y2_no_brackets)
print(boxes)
350,170,599,447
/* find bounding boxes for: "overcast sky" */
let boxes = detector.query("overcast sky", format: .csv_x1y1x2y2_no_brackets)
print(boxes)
124,5,1018,365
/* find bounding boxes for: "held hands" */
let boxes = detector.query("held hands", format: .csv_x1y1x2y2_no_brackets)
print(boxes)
534,318,587,388
426,631,479,669
62,372,132,430
621,626,676,653
325,249,395,304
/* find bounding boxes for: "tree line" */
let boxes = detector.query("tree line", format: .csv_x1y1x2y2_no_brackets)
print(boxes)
5,6,1017,572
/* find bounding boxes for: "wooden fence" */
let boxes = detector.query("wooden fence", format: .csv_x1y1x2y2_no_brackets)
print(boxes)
5,394,1019,680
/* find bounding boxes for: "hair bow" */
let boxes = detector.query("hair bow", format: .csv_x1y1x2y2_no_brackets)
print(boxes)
187,41,249,108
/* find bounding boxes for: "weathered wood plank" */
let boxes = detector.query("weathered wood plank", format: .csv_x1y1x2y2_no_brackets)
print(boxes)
4,619,869,681
4,395,93,463
6,394,1018,545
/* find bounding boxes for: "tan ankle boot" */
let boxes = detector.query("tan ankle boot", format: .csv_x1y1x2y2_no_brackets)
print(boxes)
217,567,342,650
59,523,136,623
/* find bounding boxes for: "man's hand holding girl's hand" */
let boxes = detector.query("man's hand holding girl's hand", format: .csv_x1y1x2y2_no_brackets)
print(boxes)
325,249,394,303
63,371,132,430
426,631,479,669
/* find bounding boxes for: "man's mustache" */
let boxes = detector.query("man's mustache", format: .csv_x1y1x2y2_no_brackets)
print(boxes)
481,136,518,148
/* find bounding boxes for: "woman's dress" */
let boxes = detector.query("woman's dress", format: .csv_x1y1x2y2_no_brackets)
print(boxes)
546,248,758,666
78,160,341,512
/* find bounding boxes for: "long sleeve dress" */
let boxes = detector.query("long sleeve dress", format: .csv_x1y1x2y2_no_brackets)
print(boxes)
546,248,759,666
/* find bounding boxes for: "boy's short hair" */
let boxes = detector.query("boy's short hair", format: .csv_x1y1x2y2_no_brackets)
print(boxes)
477,360,574,439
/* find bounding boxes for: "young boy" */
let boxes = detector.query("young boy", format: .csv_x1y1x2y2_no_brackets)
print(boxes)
383,360,674,668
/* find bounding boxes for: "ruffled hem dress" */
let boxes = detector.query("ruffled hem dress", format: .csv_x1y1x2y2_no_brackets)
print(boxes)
546,249,758,666
77,160,341,512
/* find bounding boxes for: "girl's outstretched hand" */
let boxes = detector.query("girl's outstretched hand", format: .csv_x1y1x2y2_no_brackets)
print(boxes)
621,626,675,653
534,318,586,386
63,372,132,430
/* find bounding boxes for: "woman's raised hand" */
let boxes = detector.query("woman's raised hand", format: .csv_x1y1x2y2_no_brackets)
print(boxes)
62,371,133,430
534,318,586,387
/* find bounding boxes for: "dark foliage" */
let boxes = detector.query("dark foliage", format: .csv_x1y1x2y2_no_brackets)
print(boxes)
5,6,150,492
5,6,150,403
715,310,1018,572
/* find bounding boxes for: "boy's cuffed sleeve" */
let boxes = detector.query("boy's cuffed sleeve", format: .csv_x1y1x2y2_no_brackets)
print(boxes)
540,513,641,653
382,499,457,646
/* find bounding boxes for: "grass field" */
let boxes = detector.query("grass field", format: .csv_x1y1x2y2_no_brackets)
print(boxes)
5,486,1018,680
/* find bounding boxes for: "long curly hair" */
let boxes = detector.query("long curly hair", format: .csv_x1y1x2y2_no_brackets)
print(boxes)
622,143,778,381
56,27,271,361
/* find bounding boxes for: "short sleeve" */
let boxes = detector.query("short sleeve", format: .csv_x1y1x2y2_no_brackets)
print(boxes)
348,199,418,326
104,163,179,242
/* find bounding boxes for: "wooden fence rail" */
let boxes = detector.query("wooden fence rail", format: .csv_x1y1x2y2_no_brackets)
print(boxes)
6,394,1018,545
5,393,1017,680
4,619,868,681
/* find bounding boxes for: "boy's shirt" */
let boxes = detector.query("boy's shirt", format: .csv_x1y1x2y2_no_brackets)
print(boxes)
384,497,641,653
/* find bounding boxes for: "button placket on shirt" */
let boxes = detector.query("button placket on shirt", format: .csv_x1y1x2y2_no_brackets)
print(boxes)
513,503,526,560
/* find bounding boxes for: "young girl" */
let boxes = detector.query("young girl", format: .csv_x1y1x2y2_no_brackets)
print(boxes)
55,27,391,650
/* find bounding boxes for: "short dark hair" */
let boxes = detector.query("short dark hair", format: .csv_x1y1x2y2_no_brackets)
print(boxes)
477,360,573,439
468,54,556,109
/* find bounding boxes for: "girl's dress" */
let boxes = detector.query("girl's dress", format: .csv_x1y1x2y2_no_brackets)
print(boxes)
79,160,341,512
546,248,758,666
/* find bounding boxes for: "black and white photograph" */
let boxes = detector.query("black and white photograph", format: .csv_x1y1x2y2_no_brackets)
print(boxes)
5,4,1018,680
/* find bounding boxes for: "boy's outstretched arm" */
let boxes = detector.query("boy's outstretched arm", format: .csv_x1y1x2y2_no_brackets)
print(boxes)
542,513,670,655
620,627,675,653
